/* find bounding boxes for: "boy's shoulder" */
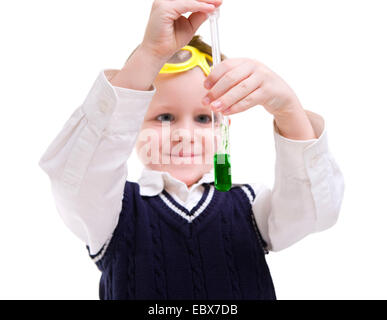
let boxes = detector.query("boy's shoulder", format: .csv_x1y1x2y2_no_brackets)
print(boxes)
230,179,270,204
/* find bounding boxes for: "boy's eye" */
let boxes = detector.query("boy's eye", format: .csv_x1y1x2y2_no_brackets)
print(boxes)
156,113,175,122
196,114,213,124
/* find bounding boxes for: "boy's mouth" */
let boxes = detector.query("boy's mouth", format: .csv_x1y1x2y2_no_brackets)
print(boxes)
168,151,202,158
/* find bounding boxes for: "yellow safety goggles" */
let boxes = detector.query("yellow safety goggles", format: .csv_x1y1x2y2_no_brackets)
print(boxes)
159,45,213,77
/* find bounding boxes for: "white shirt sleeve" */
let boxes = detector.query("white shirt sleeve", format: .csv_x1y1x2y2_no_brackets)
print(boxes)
251,110,345,252
38,69,156,256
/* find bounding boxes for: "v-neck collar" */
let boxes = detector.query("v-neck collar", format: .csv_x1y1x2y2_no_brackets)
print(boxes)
156,183,217,224
136,167,246,224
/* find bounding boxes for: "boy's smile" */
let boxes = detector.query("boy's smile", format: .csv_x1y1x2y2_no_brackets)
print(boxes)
135,66,219,188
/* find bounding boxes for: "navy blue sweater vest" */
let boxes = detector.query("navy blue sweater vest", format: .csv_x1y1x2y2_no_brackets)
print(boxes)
87,181,276,300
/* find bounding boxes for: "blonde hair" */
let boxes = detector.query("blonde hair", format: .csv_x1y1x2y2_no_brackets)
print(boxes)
126,34,227,65
187,34,227,62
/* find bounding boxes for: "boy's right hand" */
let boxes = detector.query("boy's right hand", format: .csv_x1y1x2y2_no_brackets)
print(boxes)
141,0,222,63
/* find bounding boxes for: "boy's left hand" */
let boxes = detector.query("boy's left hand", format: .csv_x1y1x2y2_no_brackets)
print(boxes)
202,58,303,117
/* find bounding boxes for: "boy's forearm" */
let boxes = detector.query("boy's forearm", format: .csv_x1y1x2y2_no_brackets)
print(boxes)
274,107,317,140
109,44,165,91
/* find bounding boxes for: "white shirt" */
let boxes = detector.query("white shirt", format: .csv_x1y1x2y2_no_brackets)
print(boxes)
38,69,345,256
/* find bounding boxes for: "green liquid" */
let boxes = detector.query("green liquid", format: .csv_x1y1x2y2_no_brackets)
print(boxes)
214,153,232,192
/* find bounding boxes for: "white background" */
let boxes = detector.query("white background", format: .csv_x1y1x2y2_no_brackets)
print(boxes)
1,0,386,299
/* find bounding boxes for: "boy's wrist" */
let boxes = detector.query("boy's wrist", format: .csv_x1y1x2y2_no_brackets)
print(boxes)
110,44,166,91
274,105,317,140
124,43,167,73
137,42,171,66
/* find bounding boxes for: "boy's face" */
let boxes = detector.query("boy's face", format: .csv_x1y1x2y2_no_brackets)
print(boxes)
135,66,217,188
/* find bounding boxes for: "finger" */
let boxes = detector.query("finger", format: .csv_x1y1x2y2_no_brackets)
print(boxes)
168,0,216,19
177,0,223,37
205,61,257,106
205,59,248,89
211,73,263,112
195,0,223,6
222,88,267,116
188,11,209,33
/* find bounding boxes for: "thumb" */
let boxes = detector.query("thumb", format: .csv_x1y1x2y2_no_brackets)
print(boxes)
188,11,209,34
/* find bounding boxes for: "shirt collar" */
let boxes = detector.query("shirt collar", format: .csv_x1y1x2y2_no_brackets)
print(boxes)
137,167,215,197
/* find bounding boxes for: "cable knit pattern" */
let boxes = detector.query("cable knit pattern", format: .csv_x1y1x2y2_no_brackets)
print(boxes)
186,236,207,299
86,181,276,300
126,188,136,299
150,210,167,299
221,208,242,299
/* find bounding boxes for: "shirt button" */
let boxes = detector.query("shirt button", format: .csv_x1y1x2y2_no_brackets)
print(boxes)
99,100,110,113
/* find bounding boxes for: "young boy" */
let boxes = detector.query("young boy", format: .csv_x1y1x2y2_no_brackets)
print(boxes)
39,0,344,299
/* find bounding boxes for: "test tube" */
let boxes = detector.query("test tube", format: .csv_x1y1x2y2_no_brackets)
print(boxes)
208,8,232,192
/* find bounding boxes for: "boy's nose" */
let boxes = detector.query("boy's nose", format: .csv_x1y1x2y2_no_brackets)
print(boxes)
171,120,196,142
172,127,194,142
